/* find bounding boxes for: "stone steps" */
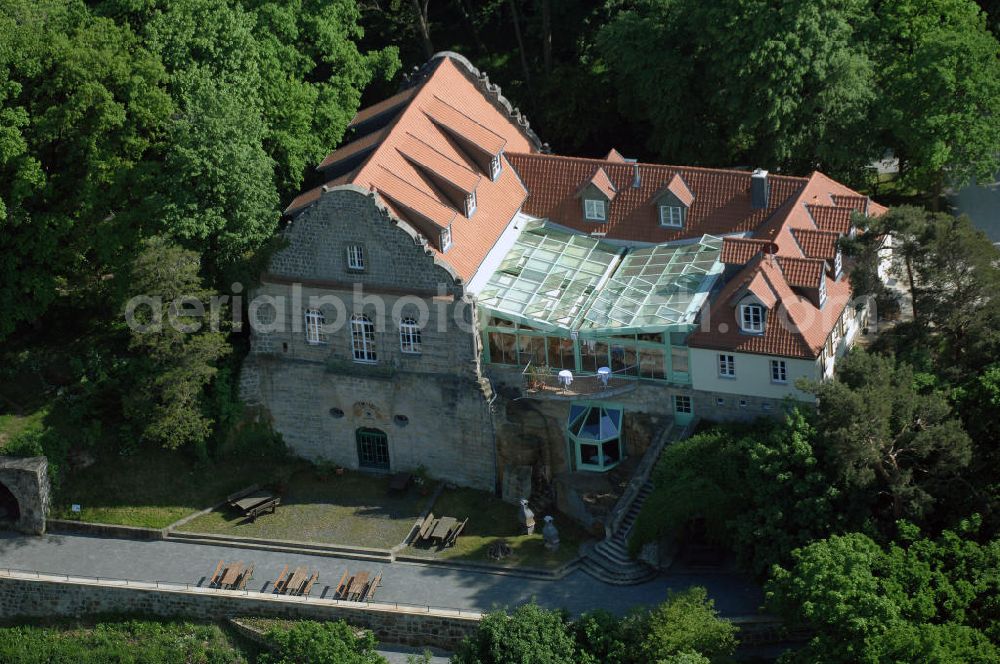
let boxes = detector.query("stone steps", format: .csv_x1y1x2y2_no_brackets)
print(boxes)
579,481,657,586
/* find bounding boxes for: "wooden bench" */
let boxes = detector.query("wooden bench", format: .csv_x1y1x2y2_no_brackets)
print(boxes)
226,484,260,506
445,518,468,547
237,563,254,590
364,571,382,601
209,560,224,587
301,571,319,596
417,512,436,541
272,564,289,594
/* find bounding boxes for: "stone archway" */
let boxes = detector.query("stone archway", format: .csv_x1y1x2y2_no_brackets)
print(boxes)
0,456,50,535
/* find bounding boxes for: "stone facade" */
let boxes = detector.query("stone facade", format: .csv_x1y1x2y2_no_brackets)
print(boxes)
0,574,477,650
0,456,50,535
242,187,497,490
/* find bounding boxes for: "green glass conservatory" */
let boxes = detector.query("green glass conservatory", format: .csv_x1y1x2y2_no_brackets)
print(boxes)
478,221,724,385
567,403,624,471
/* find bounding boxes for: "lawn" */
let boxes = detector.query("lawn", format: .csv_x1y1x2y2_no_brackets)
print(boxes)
180,470,427,549
0,408,47,449
0,618,255,663
406,488,590,569
50,448,312,529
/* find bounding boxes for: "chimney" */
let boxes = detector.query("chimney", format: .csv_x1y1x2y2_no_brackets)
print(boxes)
632,162,641,188
751,169,769,209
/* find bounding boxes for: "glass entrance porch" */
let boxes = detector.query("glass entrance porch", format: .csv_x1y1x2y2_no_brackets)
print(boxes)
567,403,624,471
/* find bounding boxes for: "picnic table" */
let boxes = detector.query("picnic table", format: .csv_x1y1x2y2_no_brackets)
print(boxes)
416,513,468,547
208,560,254,590
334,569,382,602
273,565,318,596
228,489,280,521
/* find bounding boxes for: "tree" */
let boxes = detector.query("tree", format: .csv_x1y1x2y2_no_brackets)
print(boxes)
804,349,972,522
261,620,387,664
0,0,172,338
636,587,738,663
766,520,1000,663
452,603,577,664
631,413,848,575
120,237,229,452
597,0,878,180
874,0,1000,198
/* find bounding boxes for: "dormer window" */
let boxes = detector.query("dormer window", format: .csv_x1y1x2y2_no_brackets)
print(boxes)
834,250,843,280
740,303,764,333
584,199,606,221
659,205,684,228
490,153,502,181
440,226,452,251
465,190,477,218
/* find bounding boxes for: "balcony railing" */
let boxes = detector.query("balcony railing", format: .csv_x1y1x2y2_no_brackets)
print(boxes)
521,362,639,398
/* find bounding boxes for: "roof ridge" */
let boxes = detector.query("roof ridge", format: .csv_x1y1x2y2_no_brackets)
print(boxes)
505,151,812,183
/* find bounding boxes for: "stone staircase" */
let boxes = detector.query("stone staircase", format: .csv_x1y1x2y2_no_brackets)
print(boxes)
579,419,697,586
579,481,656,585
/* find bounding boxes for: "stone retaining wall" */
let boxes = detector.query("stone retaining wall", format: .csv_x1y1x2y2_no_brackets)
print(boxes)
0,572,478,650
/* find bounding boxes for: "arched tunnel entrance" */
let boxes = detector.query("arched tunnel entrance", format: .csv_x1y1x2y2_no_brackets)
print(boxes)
0,481,21,525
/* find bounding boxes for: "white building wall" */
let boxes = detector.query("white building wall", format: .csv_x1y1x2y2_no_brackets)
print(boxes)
690,348,820,402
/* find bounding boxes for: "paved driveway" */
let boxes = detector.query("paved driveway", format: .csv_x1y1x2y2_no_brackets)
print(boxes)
0,532,762,617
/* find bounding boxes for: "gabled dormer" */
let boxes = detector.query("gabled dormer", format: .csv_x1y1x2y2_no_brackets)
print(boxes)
731,270,777,335
653,174,694,228
777,256,827,308
577,167,616,222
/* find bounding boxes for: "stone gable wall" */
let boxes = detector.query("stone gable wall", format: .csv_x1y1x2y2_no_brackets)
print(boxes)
0,456,49,535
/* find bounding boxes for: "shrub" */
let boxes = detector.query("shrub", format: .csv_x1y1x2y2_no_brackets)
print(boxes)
260,620,386,664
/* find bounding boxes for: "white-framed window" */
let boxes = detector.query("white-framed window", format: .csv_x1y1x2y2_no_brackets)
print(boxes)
674,395,692,414
305,309,325,344
351,314,377,363
465,190,477,217
834,250,843,279
739,399,748,408
659,205,684,227
399,317,422,354
740,304,764,333
440,227,452,251
347,244,364,271
584,199,606,221
819,275,827,306
718,353,736,378
715,397,725,406
770,359,787,383
490,153,502,181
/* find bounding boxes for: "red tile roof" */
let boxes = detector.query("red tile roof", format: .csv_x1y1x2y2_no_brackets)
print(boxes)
665,173,694,207
605,148,628,162
806,204,854,235
689,171,885,359
348,87,417,128
831,194,868,213
776,256,825,288
792,228,839,259
317,127,385,171
580,167,617,201
285,55,536,281
506,152,808,243
397,132,481,195
721,237,772,265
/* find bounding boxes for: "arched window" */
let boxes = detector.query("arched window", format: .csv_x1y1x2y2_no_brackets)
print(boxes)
356,428,389,470
305,309,325,344
351,314,377,363
399,317,422,354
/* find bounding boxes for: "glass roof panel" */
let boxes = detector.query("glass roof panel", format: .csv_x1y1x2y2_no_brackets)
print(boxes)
480,221,724,333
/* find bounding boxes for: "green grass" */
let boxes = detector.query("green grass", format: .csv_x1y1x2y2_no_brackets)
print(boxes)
406,488,590,569
181,470,427,549
50,448,311,529
0,407,47,448
0,618,254,663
